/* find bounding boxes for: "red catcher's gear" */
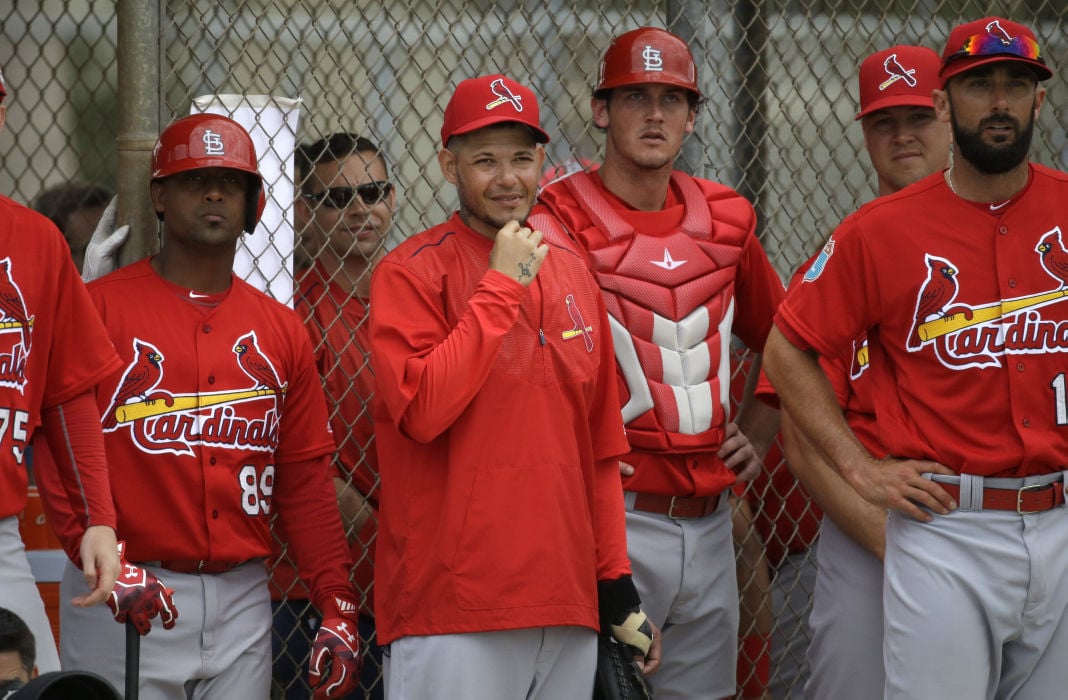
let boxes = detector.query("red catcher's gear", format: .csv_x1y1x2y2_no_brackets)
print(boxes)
151,113,265,233
595,27,701,98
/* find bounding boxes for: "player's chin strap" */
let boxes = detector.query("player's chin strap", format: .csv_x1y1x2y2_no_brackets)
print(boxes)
610,610,653,656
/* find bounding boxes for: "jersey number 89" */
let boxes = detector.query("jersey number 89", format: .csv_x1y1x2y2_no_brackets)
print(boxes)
239,464,275,515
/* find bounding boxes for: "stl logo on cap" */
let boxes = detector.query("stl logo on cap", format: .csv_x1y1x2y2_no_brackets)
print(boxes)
642,46,664,72
486,78,523,112
202,129,225,155
880,54,918,90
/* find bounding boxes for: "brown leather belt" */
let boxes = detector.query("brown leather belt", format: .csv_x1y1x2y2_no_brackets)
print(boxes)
632,493,720,519
143,560,248,575
937,481,1066,514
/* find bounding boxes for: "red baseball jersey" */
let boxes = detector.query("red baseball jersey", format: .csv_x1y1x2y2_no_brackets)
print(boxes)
539,171,785,498
0,196,121,519
269,261,377,611
776,164,1068,477
80,259,351,606
370,213,631,645
756,259,886,456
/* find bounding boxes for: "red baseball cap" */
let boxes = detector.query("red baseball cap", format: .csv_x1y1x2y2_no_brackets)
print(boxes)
856,46,941,120
940,17,1051,84
440,74,550,147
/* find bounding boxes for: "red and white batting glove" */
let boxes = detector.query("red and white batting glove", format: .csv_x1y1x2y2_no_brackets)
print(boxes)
309,595,361,698
106,541,178,636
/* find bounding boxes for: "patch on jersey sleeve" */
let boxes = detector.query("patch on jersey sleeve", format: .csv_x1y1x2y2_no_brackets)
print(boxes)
562,294,594,352
802,239,835,283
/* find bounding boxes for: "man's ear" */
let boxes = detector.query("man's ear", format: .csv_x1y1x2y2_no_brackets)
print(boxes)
439,147,458,185
932,88,951,124
149,180,166,216
591,97,610,130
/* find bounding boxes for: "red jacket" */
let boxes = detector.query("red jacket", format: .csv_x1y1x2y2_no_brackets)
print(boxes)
370,213,631,644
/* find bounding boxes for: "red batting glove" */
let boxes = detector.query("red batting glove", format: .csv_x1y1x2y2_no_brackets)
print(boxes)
309,595,361,698
106,541,178,636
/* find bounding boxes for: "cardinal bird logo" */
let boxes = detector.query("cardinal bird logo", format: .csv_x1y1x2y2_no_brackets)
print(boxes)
0,258,33,356
234,332,282,392
485,78,523,112
986,20,1014,46
104,340,165,429
1036,227,1068,288
879,53,918,90
908,254,959,348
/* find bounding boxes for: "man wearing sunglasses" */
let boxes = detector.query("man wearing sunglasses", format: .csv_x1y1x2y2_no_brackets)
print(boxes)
765,16,1068,698
293,135,396,275
270,133,393,699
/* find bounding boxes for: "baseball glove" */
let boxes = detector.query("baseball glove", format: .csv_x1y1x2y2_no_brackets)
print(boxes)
593,633,654,700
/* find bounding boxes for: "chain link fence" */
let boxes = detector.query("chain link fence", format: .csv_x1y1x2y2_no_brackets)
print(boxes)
4,0,1068,697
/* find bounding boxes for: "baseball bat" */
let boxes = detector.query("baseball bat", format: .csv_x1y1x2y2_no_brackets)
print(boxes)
112,387,284,424
125,620,140,700
0,319,32,331
917,288,1068,341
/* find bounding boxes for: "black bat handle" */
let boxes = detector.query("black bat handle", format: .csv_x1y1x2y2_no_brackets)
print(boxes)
125,621,140,700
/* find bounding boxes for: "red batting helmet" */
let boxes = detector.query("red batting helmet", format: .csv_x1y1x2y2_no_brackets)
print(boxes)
595,27,701,98
152,113,265,233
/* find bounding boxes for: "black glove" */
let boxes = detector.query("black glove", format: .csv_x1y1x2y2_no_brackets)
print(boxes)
597,575,654,655
594,576,656,699
593,633,654,700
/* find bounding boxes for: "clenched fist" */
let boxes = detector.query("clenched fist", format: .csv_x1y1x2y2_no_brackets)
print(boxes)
489,220,549,286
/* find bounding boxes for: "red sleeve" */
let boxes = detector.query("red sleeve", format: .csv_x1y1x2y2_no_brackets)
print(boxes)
732,234,786,352
272,454,357,611
369,261,526,443
43,243,122,408
33,391,117,565
588,289,633,581
272,322,336,465
774,221,879,359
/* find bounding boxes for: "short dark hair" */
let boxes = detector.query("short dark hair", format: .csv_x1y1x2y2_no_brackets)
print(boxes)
296,133,388,192
31,182,112,235
0,607,35,677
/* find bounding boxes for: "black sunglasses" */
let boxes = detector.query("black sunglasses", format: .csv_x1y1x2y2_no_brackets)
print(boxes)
303,181,393,209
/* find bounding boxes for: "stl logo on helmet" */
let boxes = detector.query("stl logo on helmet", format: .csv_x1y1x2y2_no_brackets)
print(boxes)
879,54,918,90
202,128,225,156
485,78,523,112
642,46,663,72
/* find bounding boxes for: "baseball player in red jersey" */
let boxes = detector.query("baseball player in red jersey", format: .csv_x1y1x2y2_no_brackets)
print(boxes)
0,66,178,676
765,17,1068,697
47,113,362,699
537,28,784,699
270,132,392,699
753,44,950,699
370,74,659,699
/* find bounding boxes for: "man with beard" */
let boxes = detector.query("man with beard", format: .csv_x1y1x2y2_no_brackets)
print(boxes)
764,16,1068,698
368,74,660,699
